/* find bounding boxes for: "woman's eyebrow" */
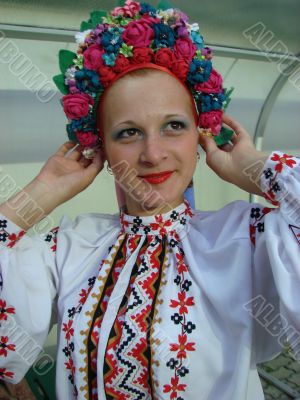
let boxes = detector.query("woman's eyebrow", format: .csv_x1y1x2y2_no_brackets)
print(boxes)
113,114,188,129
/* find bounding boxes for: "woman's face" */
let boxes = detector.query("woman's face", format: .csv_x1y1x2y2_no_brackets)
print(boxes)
102,70,199,216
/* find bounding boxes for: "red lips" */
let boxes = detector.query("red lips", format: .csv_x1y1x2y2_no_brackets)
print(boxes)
139,171,174,184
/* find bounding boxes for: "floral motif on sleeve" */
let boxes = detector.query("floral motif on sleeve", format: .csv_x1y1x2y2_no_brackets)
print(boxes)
249,207,273,246
261,152,299,206
0,219,26,249
0,367,14,380
44,227,59,253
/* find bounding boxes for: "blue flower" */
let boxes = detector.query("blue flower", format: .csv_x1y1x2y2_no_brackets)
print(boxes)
140,3,157,16
199,92,226,112
102,53,117,66
67,116,96,140
153,23,176,48
187,59,212,85
101,27,123,54
75,69,102,93
191,31,204,49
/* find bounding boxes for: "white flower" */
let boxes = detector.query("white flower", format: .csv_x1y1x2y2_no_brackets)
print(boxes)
65,66,77,80
75,29,92,45
82,148,96,159
187,23,200,32
157,9,175,21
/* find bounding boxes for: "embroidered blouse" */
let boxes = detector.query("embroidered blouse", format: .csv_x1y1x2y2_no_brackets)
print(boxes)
0,151,299,400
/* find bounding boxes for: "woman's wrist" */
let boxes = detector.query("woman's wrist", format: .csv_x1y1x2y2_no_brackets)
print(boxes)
0,178,59,230
231,150,269,196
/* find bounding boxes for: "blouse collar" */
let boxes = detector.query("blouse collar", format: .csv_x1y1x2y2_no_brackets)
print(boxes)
119,199,194,235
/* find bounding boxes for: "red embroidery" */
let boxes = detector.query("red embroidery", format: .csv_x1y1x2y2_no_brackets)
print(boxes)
289,225,300,247
0,336,16,357
163,376,186,399
249,207,273,246
271,153,297,173
0,367,14,380
7,231,26,248
170,292,195,315
170,334,196,359
0,300,15,321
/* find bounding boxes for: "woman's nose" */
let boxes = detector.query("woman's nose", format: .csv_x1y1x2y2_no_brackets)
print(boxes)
139,136,168,165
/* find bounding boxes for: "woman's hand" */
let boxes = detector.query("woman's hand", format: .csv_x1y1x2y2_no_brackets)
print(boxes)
0,142,105,229
198,114,269,196
35,141,105,205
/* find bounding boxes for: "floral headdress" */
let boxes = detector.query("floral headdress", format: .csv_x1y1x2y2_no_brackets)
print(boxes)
53,0,234,158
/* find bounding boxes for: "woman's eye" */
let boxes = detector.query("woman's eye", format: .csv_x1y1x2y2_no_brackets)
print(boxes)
166,121,186,131
117,128,139,138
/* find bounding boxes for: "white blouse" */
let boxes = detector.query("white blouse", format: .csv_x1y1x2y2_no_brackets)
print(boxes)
0,151,299,400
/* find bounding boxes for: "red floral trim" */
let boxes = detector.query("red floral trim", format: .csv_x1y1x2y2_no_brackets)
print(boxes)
163,231,196,399
44,227,59,253
271,153,297,173
7,231,26,248
249,207,273,246
0,300,15,321
0,336,16,357
0,367,14,380
262,152,298,206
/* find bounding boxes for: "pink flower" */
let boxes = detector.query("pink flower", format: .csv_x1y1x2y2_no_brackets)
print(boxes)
171,59,190,81
98,66,117,87
111,0,141,18
195,68,223,93
83,44,105,71
122,18,155,48
199,110,223,135
174,37,196,61
62,93,94,120
76,131,98,147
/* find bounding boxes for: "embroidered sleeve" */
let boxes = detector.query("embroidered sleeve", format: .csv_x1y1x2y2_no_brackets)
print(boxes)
0,217,26,249
0,214,59,383
260,151,300,245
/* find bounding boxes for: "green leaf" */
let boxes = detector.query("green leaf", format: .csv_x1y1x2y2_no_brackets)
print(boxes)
118,0,126,6
52,74,68,95
80,20,93,32
157,0,173,10
214,127,235,146
59,49,77,74
90,10,107,27
223,87,234,111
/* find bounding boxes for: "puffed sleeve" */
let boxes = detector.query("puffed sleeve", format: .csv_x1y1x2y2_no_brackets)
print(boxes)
0,217,59,383
247,151,300,364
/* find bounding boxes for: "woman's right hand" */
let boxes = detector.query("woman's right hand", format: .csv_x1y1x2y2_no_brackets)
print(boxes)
0,142,105,230
35,141,106,205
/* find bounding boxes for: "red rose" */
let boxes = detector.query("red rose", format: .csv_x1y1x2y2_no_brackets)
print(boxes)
98,66,117,87
171,59,190,81
113,54,131,73
131,47,154,64
195,69,223,93
174,38,197,62
199,110,223,135
122,18,155,48
154,48,175,69
62,93,94,120
76,131,98,147
83,44,105,71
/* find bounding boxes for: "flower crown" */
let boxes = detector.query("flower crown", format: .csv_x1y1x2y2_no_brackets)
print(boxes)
53,0,234,158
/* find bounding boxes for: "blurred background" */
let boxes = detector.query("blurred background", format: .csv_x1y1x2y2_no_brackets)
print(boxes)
0,0,299,398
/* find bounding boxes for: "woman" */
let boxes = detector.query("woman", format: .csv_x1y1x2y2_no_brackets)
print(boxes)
0,1,299,399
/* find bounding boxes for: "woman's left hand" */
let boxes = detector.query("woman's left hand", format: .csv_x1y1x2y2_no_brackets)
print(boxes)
198,114,269,196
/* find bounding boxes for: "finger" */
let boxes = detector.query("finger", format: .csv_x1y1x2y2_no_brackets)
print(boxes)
198,131,218,156
56,141,78,157
85,149,105,178
219,143,233,152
